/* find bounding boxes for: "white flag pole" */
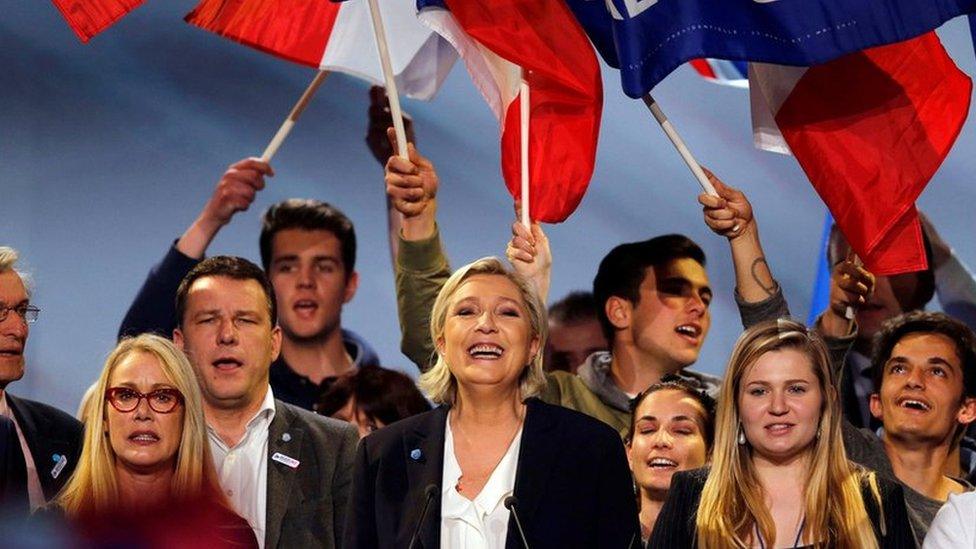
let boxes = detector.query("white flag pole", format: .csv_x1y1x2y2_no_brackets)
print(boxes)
366,0,408,160
641,93,718,196
260,70,329,163
520,71,531,229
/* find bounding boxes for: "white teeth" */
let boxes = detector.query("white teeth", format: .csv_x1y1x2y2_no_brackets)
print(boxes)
132,434,158,442
676,325,698,336
902,400,930,411
648,458,677,468
469,344,503,357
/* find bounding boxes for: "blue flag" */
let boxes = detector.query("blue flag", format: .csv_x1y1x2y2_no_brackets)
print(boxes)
807,211,834,325
566,0,976,97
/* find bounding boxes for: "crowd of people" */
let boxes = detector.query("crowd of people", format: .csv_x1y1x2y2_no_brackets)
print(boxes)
2,89,976,548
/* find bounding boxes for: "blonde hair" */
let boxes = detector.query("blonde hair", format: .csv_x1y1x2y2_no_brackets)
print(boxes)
419,257,547,405
696,319,881,549
57,334,226,517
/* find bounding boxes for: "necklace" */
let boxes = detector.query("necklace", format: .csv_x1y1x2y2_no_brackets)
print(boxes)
755,517,805,549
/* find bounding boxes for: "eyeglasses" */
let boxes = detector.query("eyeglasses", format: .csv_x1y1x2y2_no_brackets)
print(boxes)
105,387,184,414
0,304,40,324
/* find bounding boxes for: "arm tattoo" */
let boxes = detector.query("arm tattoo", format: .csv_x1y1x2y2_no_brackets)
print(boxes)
751,257,778,297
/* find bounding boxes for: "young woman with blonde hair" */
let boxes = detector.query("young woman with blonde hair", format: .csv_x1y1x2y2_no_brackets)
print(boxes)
649,319,914,548
53,334,255,547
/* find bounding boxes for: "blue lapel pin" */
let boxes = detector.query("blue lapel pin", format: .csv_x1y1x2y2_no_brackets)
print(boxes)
51,453,68,479
410,448,423,461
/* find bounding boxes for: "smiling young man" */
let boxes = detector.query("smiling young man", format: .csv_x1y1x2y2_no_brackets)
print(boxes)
119,161,379,411
385,138,789,436
842,311,976,543
171,256,358,548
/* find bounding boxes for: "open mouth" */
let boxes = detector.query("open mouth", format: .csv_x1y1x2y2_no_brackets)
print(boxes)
646,457,678,470
129,432,159,444
675,324,701,341
0,348,23,359
898,398,931,412
294,300,319,315
468,344,504,360
212,357,243,370
764,423,794,435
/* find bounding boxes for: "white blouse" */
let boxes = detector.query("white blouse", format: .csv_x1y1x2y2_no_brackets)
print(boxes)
441,420,524,549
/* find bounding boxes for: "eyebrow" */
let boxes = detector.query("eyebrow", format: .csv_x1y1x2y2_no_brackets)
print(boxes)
638,414,700,424
272,254,341,264
660,276,713,299
115,382,176,390
0,299,29,308
454,296,522,307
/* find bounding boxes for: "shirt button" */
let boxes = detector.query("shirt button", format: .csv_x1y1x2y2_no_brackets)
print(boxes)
226,490,234,497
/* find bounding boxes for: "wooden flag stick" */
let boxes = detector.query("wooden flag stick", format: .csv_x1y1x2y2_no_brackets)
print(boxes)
366,0,408,160
260,70,329,163
520,74,531,229
641,93,718,196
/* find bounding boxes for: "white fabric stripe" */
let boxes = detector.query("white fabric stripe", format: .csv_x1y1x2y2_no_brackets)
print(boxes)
749,62,806,155
320,1,456,101
709,59,749,88
418,7,519,123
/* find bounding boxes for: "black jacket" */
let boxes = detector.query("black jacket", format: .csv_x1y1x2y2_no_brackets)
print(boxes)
344,397,639,548
648,467,917,548
5,393,82,501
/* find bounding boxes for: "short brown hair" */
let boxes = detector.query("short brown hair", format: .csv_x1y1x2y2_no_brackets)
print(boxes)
175,256,277,327
260,199,356,276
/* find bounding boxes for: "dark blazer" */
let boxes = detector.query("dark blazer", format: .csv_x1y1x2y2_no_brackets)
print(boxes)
0,415,28,510
345,397,639,548
648,467,917,548
5,393,82,501
266,399,359,549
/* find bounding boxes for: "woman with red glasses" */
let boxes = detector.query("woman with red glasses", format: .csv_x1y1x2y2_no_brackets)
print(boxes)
51,334,256,547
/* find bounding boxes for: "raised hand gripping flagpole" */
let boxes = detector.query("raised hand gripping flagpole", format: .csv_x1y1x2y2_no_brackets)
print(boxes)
260,70,330,163
641,94,718,197
520,71,531,229
366,0,409,161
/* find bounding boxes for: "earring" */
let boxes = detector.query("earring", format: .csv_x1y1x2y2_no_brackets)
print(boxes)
816,424,822,440
737,425,746,445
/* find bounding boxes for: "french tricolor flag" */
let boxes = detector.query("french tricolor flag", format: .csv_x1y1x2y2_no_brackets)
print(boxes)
185,0,456,100
689,59,748,89
417,0,603,223
750,33,971,276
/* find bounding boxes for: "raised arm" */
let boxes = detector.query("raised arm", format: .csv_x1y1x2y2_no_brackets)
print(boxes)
506,218,552,304
367,86,416,266
386,129,449,371
118,158,271,338
697,169,789,327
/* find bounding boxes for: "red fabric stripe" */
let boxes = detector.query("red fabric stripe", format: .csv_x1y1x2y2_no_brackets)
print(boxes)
444,0,603,223
184,0,340,69
776,33,971,275
689,58,717,79
50,0,143,43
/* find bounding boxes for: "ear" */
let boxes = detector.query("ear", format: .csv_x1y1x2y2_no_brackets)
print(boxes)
604,296,632,331
172,328,185,350
625,439,634,469
343,271,360,304
957,396,976,426
869,393,883,420
270,325,283,363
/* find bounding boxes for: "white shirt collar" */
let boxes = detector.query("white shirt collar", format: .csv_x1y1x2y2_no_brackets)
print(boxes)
442,419,523,520
207,386,277,451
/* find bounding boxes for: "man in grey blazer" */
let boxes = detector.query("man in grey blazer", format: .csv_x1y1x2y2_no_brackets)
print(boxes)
171,255,358,548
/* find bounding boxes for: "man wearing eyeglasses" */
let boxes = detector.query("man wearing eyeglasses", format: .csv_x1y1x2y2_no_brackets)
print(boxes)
0,247,82,511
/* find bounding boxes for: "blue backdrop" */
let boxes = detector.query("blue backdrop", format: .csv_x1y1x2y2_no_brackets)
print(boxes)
2,1,975,414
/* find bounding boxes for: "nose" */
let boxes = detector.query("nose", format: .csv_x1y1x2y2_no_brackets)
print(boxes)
0,311,28,340
769,390,788,415
651,429,673,449
217,318,238,345
686,292,707,317
297,263,316,289
905,367,925,390
475,311,498,333
133,397,153,421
